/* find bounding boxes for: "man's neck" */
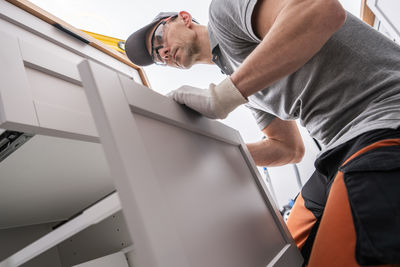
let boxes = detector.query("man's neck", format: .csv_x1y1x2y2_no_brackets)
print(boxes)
193,25,214,65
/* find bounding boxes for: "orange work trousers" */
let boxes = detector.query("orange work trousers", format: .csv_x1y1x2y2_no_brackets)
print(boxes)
287,136,400,267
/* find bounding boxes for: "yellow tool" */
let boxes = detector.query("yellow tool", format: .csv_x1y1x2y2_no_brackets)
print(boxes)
81,30,126,54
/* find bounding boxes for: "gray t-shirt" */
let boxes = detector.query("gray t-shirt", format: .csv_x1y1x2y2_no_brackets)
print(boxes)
208,0,400,152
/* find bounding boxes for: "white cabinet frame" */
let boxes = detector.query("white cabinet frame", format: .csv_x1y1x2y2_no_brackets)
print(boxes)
0,32,39,130
79,60,303,267
367,0,400,41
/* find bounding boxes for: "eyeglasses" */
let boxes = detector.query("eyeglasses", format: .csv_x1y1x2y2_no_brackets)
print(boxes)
150,15,178,65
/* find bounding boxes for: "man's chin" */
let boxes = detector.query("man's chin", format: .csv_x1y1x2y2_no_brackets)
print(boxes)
174,61,193,69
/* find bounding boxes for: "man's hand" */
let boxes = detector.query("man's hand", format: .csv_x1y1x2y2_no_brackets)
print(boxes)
169,77,248,119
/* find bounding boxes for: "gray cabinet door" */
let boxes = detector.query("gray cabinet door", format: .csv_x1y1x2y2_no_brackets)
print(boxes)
80,60,304,267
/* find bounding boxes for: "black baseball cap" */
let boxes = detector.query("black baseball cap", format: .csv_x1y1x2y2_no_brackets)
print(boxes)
125,12,178,66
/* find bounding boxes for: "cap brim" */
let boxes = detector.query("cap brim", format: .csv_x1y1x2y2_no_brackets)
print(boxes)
125,20,159,67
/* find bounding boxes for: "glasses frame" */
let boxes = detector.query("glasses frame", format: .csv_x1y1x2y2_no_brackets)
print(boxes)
150,15,178,66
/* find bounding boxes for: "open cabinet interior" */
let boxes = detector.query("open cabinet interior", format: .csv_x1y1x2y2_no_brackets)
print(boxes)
0,135,113,229
0,135,135,266
0,211,134,267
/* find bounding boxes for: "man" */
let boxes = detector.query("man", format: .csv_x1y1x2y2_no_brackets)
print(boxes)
125,0,400,266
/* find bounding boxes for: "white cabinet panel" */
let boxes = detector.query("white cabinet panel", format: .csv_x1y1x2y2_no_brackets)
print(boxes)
25,67,97,138
20,39,82,85
80,60,303,267
367,0,400,41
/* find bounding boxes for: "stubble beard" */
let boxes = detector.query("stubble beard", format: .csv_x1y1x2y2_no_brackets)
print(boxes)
181,42,200,69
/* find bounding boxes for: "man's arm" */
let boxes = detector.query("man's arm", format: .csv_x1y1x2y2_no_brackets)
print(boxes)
231,0,346,97
243,0,340,166
171,0,346,119
247,118,305,166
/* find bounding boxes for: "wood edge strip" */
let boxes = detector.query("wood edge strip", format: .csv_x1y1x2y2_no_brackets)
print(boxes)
360,0,375,27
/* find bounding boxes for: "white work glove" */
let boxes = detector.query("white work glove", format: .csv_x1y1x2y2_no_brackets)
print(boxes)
169,77,248,119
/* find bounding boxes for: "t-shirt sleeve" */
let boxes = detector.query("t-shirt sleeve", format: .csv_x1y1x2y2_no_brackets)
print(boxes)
245,104,277,131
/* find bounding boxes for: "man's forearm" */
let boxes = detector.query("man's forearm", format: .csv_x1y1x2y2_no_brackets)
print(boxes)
247,138,304,167
231,0,346,98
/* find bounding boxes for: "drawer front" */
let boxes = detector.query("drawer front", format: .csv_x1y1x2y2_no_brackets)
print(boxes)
0,10,140,141
0,29,99,140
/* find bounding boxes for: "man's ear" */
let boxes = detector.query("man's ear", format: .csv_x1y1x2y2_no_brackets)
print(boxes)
179,11,193,27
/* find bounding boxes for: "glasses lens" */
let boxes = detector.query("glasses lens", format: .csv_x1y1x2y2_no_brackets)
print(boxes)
151,16,175,65
152,26,167,64
153,23,165,48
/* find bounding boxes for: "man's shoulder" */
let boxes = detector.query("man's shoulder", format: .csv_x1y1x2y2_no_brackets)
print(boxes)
208,0,244,21
209,0,228,12
208,0,229,22
208,0,238,39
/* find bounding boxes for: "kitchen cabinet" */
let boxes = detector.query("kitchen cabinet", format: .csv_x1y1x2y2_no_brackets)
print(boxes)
0,1,303,266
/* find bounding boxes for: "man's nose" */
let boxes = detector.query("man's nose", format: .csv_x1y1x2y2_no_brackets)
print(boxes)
159,47,170,60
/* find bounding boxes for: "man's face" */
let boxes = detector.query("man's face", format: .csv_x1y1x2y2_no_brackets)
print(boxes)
146,12,199,69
